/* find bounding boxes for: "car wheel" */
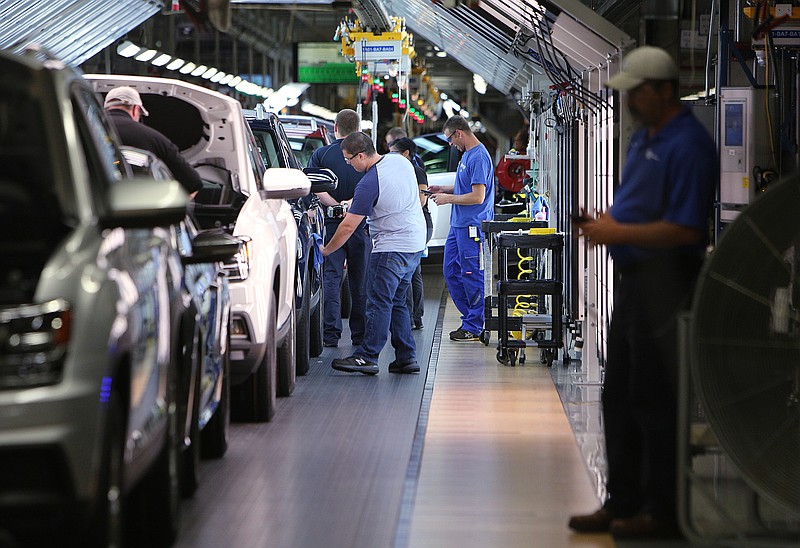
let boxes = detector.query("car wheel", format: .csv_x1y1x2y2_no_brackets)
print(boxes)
309,266,323,358
277,304,296,396
201,343,230,459
340,268,352,319
89,391,125,548
234,298,277,422
129,364,181,546
181,339,201,498
295,271,311,376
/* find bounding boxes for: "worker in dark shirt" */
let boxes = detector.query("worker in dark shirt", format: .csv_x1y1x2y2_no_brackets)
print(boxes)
104,86,202,197
308,108,371,348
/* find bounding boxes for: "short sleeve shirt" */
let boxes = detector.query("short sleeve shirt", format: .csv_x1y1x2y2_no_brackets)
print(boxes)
608,108,718,266
349,154,426,253
450,143,494,227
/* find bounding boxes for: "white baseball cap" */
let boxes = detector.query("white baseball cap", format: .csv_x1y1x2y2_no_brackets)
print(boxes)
104,86,150,116
605,46,678,91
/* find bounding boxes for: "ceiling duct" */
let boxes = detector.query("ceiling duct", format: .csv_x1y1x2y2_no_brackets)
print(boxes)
353,0,393,33
0,0,162,66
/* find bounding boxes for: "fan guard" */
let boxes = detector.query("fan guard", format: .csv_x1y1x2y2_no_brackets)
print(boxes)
690,175,800,518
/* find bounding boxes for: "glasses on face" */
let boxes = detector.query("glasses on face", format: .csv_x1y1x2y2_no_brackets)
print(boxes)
445,130,458,144
345,150,365,163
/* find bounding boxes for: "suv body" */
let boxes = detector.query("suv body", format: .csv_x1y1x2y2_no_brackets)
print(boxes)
87,75,308,422
245,109,336,375
0,50,187,545
278,114,334,167
122,147,239,493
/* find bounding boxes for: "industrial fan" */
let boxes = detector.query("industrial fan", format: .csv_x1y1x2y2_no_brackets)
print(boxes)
684,173,800,543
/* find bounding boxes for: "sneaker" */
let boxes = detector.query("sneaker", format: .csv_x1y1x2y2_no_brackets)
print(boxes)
412,321,424,330
388,360,420,374
449,328,480,342
331,356,379,375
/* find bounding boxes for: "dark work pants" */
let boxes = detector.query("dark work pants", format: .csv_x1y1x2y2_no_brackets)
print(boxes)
405,210,433,327
323,220,371,345
602,255,702,523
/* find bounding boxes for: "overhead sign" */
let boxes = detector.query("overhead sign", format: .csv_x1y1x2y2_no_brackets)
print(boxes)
354,40,403,61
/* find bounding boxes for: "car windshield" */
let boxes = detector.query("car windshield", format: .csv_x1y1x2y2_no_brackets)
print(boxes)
288,136,325,167
413,133,452,174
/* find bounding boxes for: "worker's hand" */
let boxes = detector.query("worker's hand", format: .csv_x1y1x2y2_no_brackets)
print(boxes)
430,193,452,205
188,191,199,200
576,211,620,245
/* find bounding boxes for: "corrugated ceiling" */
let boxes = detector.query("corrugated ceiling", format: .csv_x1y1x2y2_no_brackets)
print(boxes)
0,0,162,66
378,0,631,94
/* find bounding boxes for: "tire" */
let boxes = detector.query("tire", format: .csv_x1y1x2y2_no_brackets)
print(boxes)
295,272,311,376
340,268,352,319
181,335,201,498
201,345,230,459
278,304,296,397
234,298,277,422
309,266,323,358
89,392,125,548
129,366,181,547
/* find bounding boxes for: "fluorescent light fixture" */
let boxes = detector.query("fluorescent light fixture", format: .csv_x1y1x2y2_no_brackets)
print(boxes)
152,53,172,66
166,58,185,71
179,62,196,74
228,76,242,87
135,49,157,62
473,74,487,95
191,65,208,77
441,93,448,100
436,51,447,58
210,71,225,83
287,96,299,107
219,74,234,85
201,67,218,79
117,40,141,58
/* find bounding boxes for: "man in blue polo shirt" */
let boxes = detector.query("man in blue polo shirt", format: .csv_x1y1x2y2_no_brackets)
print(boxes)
428,115,494,341
321,132,426,375
568,46,717,539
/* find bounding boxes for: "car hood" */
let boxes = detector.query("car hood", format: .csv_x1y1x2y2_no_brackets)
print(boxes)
85,74,254,192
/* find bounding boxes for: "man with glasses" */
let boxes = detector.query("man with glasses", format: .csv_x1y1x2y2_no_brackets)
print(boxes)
308,109,371,349
428,115,494,342
321,132,426,375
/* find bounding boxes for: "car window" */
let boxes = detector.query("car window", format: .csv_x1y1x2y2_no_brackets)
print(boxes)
288,136,325,168
414,133,453,174
243,120,266,186
71,84,127,186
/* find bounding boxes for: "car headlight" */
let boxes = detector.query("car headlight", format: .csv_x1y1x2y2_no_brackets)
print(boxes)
0,299,71,389
224,236,253,281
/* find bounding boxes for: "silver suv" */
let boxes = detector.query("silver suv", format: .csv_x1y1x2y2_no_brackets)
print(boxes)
0,49,191,545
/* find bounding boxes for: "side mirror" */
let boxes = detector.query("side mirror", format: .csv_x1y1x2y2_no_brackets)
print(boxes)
101,178,187,229
182,231,243,265
303,167,338,193
261,167,311,199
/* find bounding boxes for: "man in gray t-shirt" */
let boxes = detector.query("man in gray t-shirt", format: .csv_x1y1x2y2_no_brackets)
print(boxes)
321,132,425,375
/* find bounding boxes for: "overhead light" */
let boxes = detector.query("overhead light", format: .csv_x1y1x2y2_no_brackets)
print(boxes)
229,76,242,87
441,93,448,100
117,40,141,58
166,58,185,71
473,74,487,95
210,71,225,83
219,74,234,85
135,49,158,62
436,51,447,58
151,53,172,67
179,61,196,74
201,67,218,79
191,65,208,77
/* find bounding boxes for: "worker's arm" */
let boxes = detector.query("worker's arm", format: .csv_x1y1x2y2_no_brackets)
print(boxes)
321,212,365,256
431,184,485,206
578,212,704,248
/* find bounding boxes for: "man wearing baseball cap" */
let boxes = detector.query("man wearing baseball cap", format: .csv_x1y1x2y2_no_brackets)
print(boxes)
104,86,202,197
569,46,717,539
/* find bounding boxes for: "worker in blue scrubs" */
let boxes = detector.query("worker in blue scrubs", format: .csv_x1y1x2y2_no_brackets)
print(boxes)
428,115,494,341
569,46,717,539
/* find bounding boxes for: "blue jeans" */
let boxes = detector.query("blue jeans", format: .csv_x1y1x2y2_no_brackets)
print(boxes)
355,250,423,363
323,220,371,344
443,226,484,334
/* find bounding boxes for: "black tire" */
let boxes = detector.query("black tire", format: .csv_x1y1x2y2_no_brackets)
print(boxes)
309,267,324,358
340,269,352,319
129,367,181,547
278,304,296,397
234,298,277,422
201,345,230,459
89,392,125,548
181,335,201,497
295,272,311,376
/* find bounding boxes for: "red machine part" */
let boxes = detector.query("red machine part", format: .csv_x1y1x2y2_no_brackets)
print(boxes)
495,157,530,193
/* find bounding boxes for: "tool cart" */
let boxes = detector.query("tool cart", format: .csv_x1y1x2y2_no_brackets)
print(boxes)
481,218,565,366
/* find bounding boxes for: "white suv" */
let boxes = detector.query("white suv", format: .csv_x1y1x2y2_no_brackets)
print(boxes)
87,75,309,422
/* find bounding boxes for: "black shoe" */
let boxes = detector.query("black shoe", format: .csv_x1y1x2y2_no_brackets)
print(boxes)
331,356,379,375
449,328,480,342
568,508,615,533
323,341,338,348
412,321,424,330
609,514,682,539
389,360,420,374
